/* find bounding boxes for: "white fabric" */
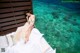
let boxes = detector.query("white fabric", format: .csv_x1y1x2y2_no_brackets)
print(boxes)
6,32,16,46
0,36,8,48
6,28,56,53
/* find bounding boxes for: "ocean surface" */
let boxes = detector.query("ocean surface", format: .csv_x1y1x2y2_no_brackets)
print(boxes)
32,0,80,53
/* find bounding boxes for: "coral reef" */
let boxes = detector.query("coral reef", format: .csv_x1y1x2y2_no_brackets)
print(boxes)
33,1,80,53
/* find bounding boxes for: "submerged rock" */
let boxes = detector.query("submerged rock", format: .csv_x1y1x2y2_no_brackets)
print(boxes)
51,12,59,19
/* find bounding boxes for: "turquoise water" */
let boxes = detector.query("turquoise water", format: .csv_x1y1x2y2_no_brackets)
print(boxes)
33,0,80,53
